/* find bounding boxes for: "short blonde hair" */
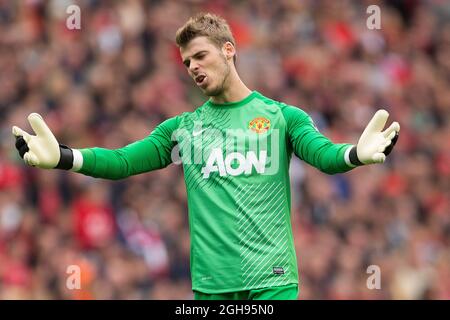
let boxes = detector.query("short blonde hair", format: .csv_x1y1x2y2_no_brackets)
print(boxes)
175,13,236,62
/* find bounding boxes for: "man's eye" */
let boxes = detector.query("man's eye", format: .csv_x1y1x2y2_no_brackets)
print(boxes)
184,61,190,68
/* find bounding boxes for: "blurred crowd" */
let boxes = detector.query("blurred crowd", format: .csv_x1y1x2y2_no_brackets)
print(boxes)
0,0,449,299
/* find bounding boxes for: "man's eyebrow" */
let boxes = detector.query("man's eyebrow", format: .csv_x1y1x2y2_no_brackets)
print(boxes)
183,50,208,66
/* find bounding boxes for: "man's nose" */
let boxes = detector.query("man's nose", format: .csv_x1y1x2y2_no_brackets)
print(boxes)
189,62,199,73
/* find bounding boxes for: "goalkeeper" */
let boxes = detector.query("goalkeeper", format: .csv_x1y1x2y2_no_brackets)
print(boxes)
12,13,399,300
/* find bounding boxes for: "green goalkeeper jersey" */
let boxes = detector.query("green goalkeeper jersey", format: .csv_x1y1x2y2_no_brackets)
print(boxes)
77,91,355,293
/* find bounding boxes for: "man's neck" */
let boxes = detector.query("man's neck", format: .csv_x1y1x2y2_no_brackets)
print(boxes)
209,73,252,104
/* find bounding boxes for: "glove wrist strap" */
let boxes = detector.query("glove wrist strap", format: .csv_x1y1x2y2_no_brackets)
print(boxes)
349,146,364,166
56,144,74,170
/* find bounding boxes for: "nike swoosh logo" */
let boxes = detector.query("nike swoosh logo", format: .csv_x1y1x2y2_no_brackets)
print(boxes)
192,128,207,136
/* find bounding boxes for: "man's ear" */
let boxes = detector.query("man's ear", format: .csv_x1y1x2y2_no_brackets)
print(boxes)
222,41,236,62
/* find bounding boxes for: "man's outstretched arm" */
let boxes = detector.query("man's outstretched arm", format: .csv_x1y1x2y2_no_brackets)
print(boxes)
282,106,400,174
12,113,179,180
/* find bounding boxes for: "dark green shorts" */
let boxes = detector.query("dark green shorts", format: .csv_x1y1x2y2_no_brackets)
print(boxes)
194,283,298,300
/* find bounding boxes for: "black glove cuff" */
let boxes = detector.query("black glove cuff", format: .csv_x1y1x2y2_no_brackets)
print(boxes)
349,146,364,166
55,144,74,170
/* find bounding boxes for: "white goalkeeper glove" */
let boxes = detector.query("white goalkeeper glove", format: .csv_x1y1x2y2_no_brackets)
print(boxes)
12,113,74,170
348,109,400,166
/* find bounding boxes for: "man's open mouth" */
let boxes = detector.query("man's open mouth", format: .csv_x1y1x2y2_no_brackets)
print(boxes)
195,75,207,86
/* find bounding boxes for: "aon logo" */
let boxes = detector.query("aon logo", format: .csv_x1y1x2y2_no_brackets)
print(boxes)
201,148,267,178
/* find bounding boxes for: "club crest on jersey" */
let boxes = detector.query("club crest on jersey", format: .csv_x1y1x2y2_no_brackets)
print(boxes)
249,117,270,134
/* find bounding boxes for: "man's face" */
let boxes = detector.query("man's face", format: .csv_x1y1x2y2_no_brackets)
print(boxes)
180,36,232,97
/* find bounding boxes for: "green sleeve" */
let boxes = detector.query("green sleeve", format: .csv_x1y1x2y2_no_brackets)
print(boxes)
77,116,179,180
281,105,354,174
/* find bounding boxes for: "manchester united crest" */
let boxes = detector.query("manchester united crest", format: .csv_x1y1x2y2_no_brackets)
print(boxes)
248,117,271,134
